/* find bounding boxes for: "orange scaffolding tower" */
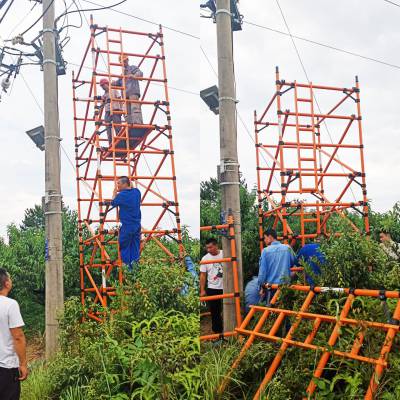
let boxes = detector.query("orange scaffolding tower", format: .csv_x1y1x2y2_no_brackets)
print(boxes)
200,215,242,341
72,18,183,321
220,284,400,399
255,68,370,248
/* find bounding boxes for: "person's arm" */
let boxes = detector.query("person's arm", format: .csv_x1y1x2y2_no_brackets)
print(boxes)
258,251,267,295
199,271,207,297
127,66,143,80
111,188,121,207
10,327,28,380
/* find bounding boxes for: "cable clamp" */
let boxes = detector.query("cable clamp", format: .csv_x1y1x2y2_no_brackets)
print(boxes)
44,211,63,216
220,181,240,186
215,8,232,17
42,59,58,66
219,96,239,103
45,136,62,141
42,28,57,34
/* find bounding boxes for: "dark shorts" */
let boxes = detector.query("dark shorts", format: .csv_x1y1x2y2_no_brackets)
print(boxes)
0,367,20,400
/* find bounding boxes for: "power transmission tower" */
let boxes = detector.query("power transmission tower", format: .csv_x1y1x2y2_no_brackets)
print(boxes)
42,0,64,359
215,0,243,331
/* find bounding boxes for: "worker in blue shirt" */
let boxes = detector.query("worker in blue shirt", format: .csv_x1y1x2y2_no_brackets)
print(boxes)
111,176,141,270
258,229,295,301
296,242,325,285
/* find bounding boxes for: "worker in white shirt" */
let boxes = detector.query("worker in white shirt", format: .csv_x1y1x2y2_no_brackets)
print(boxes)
0,268,28,400
200,238,224,334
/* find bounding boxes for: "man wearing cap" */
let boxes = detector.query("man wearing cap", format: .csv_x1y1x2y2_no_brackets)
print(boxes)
117,55,143,125
99,78,123,147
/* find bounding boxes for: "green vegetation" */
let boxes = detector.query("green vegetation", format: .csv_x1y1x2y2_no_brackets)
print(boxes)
200,178,400,399
0,203,200,399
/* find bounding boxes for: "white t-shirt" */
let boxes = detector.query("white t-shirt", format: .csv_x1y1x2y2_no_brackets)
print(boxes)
200,250,224,290
0,296,24,368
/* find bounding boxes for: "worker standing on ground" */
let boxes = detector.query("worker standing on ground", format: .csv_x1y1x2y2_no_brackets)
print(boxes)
111,176,142,270
200,238,224,335
117,54,143,125
258,229,295,302
99,78,123,147
296,240,325,285
0,268,28,400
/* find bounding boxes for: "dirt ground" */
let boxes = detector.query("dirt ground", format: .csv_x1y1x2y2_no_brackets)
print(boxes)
200,314,213,336
27,336,45,363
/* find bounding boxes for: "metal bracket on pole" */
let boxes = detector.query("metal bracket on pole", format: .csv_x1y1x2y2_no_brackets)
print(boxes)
45,136,62,140
42,28,57,34
44,211,63,215
220,159,239,174
219,181,240,186
42,59,58,66
215,8,232,17
219,96,238,103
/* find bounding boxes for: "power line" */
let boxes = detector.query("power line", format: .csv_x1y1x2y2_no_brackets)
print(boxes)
54,0,127,26
242,19,400,71
20,0,56,36
80,0,199,40
382,0,400,7
0,0,14,25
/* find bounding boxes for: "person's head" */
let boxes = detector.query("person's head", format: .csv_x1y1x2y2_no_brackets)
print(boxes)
117,176,131,191
379,231,392,243
263,229,278,246
119,54,129,67
205,238,219,256
0,268,12,295
99,78,109,91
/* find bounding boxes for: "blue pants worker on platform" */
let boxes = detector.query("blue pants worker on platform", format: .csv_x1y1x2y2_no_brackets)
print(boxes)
111,176,142,270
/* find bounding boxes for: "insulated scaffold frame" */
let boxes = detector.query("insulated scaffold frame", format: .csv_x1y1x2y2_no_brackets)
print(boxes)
72,17,183,321
220,284,400,399
200,215,242,341
255,68,370,248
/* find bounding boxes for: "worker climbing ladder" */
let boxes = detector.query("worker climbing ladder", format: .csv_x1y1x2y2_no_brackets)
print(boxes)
72,18,183,321
255,68,370,248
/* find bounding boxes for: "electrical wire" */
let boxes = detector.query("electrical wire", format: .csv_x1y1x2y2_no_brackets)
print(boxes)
54,0,127,26
80,0,200,40
0,0,14,25
242,20,400,71
382,0,400,7
20,0,56,37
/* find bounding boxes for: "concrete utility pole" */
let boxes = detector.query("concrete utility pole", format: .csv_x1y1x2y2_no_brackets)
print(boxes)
42,0,64,359
215,0,243,331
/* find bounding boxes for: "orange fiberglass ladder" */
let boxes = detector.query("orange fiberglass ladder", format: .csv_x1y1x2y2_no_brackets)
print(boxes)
255,67,370,249
220,284,400,399
72,18,183,321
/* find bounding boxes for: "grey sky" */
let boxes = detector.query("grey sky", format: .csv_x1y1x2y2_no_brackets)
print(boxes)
0,0,199,238
201,0,400,212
